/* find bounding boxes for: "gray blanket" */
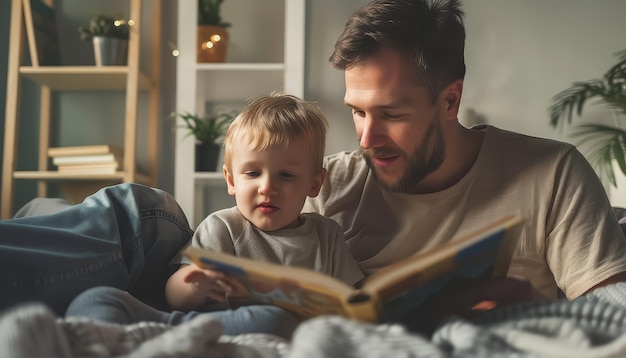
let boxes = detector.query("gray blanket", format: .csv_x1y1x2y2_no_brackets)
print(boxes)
3,283,626,357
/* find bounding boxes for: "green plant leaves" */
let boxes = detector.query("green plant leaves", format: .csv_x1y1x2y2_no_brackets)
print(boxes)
198,0,231,27
174,110,237,144
78,14,129,41
548,50,626,187
572,124,626,187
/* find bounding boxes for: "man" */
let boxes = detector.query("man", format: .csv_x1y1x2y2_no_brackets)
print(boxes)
303,0,626,306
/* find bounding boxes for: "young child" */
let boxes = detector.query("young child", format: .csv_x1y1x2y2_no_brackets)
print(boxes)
165,92,364,311
65,93,363,339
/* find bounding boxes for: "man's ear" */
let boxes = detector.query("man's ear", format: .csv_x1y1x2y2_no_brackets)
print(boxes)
441,79,463,120
223,166,236,196
308,167,326,198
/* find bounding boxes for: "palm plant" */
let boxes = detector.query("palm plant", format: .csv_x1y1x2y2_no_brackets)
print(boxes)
549,49,626,187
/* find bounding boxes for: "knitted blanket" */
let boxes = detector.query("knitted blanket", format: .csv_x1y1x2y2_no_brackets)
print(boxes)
3,283,626,357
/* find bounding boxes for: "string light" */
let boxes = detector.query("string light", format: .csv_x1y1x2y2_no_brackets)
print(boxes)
113,19,135,27
167,41,180,57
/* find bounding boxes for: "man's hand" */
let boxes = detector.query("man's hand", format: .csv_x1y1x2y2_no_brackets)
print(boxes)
439,277,542,317
405,277,543,335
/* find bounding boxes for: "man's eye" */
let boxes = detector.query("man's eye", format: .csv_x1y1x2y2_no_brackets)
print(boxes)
352,109,365,117
245,171,260,177
384,113,404,120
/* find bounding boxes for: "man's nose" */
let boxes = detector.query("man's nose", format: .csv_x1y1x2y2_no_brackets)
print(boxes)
358,116,383,149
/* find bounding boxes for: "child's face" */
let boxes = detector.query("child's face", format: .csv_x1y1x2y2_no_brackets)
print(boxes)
224,139,325,232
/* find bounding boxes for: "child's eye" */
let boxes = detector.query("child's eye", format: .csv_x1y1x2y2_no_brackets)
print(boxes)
244,171,260,177
279,172,295,178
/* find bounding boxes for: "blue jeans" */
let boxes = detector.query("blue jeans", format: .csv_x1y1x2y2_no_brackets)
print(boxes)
0,184,193,316
66,286,301,339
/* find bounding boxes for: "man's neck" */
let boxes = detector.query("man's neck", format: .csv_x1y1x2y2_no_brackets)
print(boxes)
409,123,485,194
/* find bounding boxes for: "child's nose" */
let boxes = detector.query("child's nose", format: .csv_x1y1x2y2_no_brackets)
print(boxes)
258,176,278,196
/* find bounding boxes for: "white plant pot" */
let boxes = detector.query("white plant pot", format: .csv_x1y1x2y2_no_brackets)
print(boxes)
93,36,128,66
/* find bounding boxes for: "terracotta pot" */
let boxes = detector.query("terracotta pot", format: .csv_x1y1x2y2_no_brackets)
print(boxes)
197,25,229,63
196,143,221,171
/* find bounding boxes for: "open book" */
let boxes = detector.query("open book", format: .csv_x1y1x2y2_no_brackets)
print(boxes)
184,214,524,323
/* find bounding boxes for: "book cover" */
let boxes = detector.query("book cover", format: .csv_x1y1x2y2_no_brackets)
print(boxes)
184,214,524,323
48,145,123,158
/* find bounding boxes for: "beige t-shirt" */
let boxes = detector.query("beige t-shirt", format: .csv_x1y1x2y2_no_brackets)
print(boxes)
303,125,626,299
187,206,364,287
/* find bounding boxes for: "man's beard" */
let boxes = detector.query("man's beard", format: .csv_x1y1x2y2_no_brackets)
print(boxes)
363,117,445,192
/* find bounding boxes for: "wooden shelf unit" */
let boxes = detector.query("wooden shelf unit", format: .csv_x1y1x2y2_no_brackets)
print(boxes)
1,0,161,219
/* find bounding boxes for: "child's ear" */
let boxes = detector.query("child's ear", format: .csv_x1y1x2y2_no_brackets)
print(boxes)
223,166,236,196
308,168,326,198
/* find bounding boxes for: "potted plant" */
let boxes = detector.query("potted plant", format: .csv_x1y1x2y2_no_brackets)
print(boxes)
549,49,626,187
197,0,231,63
175,110,238,171
79,14,130,66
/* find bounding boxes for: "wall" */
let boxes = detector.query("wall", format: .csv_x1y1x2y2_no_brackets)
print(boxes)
305,0,626,206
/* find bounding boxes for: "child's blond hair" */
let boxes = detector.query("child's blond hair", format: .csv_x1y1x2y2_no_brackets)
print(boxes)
223,92,328,174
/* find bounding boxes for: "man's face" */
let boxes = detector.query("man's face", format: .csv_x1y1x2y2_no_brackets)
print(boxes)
344,48,446,193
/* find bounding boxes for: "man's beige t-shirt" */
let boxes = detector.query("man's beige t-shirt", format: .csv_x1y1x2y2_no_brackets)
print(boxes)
303,125,626,299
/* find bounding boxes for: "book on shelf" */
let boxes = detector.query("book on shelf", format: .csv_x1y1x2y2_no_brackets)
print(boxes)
52,155,121,166
47,145,123,158
184,214,524,323
56,162,121,174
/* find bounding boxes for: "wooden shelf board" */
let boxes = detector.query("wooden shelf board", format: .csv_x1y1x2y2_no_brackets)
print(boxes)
20,66,152,90
14,171,152,183
14,171,126,180
195,63,285,71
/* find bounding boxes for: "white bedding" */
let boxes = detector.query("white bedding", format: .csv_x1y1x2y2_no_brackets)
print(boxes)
3,283,626,357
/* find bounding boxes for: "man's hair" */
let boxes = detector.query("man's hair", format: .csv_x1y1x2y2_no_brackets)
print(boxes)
223,92,328,173
329,0,466,102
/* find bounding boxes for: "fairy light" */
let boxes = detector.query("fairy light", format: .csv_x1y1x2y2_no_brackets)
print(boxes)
113,19,135,27
168,42,180,57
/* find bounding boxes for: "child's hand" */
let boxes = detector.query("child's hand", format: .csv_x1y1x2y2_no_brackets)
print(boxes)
188,265,236,303
221,275,249,298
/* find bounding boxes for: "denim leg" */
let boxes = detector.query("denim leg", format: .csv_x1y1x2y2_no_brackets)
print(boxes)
0,184,193,315
67,286,302,339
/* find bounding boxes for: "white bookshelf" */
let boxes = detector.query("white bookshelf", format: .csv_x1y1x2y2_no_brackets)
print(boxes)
174,0,305,227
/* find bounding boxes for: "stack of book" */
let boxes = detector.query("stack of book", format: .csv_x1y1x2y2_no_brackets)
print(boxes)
48,145,123,174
